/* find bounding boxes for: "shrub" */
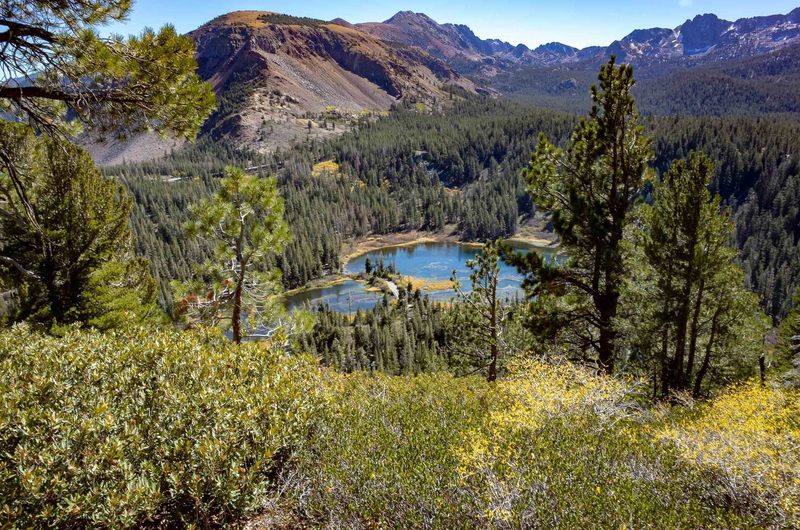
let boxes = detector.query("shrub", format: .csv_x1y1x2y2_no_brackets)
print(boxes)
293,361,771,529
453,359,755,529
0,325,323,528
291,372,492,529
656,382,800,527
2,326,796,529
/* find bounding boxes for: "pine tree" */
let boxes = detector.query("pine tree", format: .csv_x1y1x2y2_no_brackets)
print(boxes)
177,167,290,343
448,241,509,381
0,122,159,328
0,0,214,140
636,152,768,397
507,57,652,373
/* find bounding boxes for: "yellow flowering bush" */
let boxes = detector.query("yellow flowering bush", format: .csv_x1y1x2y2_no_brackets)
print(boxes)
0,325,323,528
311,159,340,177
290,360,772,529
656,382,800,527
453,360,753,529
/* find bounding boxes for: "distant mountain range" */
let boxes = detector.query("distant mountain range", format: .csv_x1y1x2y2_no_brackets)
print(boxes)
90,6,800,165
353,8,800,69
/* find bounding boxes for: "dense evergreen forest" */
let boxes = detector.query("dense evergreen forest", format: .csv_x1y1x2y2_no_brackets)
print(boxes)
112,98,800,319
296,293,450,374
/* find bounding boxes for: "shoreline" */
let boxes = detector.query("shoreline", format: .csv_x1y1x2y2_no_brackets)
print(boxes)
340,228,557,269
281,275,351,298
284,228,559,299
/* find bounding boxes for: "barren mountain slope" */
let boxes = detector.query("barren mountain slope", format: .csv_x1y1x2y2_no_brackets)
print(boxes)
189,11,474,151
91,11,474,164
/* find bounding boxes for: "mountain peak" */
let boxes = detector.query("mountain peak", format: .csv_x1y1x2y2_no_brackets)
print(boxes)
385,11,435,24
625,27,673,42
187,9,474,154
535,42,579,55
680,13,730,31
356,7,800,70
202,11,274,28
690,12,722,22
329,17,353,28
680,13,732,54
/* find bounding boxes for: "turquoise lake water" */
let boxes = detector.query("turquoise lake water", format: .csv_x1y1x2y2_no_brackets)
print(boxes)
285,241,557,313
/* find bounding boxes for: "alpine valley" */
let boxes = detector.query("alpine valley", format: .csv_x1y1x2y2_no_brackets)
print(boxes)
97,6,800,324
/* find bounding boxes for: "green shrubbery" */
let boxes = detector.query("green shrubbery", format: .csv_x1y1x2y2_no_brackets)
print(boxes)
1,327,797,528
288,361,795,529
291,373,492,528
0,326,322,528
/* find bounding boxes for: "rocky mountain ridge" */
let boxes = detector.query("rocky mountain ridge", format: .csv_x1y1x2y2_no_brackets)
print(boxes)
190,11,475,150
354,8,800,70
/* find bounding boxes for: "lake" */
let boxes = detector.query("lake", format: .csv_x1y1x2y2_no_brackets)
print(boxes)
285,241,558,313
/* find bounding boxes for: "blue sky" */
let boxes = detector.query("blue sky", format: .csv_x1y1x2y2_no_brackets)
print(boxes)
104,1,800,49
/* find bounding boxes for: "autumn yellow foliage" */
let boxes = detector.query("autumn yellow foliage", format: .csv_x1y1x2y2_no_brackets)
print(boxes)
400,275,455,292
311,159,340,176
294,360,790,528
656,382,800,526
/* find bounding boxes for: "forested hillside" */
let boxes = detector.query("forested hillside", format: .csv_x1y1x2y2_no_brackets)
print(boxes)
635,43,800,116
112,99,800,319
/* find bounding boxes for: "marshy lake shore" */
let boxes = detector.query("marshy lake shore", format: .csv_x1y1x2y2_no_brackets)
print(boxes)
282,228,559,304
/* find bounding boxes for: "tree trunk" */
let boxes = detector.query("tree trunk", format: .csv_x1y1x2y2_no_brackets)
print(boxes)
672,225,700,390
598,325,614,374
487,275,498,383
660,324,671,398
597,290,618,375
488,343,498,382
231,279,243,344
231,258,247,344
671,293,690,390
685,277,705,389
597,226,622,375
693,307,720,398
657,252,677,399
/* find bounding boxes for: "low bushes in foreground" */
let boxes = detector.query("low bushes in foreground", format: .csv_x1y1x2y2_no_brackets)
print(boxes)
0,326,798,529
0,325,323,528
451,361,762,529
656,382,800,527
290,372,493,528
292,361,788,529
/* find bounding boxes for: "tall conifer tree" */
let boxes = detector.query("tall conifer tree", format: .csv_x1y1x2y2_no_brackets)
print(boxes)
507,57,652,373
637,152,767,397
0,123,159,328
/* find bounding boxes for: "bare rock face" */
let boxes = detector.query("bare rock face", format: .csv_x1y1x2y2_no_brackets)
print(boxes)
90,11,474,164
187,11,474,151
